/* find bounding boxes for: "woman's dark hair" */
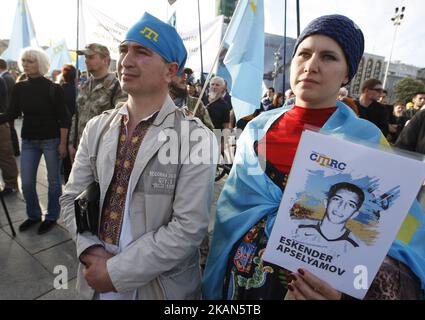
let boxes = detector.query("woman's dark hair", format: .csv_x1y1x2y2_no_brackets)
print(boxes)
61,64,76,84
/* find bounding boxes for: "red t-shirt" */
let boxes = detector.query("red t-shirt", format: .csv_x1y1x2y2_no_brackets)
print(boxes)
257,106,337,174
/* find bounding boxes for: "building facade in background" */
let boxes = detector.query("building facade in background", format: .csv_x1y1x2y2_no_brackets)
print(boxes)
263,33,296,93
384,61,421,103
347,53,385,98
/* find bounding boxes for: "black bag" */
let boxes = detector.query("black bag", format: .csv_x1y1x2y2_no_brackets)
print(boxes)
74,181,100,235
73,108,118,235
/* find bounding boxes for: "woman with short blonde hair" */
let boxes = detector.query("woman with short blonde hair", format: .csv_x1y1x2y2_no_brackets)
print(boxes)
0,47,71,235
18,47,50,76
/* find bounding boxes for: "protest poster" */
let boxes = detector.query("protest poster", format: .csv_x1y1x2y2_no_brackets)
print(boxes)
263,130,425,299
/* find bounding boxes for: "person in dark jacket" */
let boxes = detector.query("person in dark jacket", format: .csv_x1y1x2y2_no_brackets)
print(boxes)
0,58,20,156
0,76,19,196
395,109,425,211
60,64,77,183
0,48,70,235
395,109,425,155
0,76,7,112
387,102,407,144
355,79,389,137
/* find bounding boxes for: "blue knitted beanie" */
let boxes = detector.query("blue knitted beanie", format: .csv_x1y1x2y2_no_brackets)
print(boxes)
292,14,364,83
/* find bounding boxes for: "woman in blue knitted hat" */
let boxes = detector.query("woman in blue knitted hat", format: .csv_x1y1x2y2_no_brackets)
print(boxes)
202,14,424,300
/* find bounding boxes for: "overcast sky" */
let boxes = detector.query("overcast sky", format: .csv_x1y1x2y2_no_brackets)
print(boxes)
1,0,424,68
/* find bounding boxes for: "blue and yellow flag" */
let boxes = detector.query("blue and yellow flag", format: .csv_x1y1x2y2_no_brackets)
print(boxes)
218,0,264,122
2,0,39,61
203,101,425,299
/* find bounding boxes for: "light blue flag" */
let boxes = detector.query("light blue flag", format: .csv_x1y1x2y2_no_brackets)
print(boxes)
77,56,87,73
45,40,72,74
218,0,264,122
2,0,39,61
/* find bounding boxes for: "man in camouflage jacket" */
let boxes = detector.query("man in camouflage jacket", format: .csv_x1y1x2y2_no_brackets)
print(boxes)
68,43,127,161
169,71,214,131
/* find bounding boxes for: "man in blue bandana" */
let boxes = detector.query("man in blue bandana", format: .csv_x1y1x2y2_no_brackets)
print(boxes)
61,12,216,300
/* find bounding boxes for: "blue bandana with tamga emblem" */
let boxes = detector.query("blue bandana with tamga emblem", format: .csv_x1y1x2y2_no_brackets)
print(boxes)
124,12,187,75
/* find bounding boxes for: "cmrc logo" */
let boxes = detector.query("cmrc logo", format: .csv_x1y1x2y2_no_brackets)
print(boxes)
310,151,347,171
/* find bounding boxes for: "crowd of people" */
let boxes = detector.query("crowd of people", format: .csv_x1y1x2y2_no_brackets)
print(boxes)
0,11,424,300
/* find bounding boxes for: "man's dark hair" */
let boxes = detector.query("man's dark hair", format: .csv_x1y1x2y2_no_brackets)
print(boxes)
183,67,193,75
414,91,425,98
361,78,382,93
382,90,388,95
0,59,7,70
327,182,365,209
268,87,275,93
183,68,195,85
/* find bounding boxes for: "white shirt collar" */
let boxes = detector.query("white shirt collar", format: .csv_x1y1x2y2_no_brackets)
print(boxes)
117,104,158,126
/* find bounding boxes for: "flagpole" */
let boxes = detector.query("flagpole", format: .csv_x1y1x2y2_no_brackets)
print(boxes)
282,0,287,91
76,0,80,78
193,0,246,116
197,0,205,84
296,0,300,37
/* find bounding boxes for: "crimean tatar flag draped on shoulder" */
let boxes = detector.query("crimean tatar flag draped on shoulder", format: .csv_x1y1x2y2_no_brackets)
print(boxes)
202,101,425,299
218,0,265,122
2,0,39,61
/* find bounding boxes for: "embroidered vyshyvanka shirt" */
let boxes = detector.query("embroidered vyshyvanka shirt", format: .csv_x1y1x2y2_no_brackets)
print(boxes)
99,109,158,246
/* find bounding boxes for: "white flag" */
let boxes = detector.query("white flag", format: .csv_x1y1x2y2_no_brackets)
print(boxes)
178,15,224,73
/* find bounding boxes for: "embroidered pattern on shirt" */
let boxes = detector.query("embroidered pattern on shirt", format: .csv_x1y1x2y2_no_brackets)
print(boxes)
99,113,157,245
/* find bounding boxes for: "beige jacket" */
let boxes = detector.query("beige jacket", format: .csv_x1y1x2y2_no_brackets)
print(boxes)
60,95,217,299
